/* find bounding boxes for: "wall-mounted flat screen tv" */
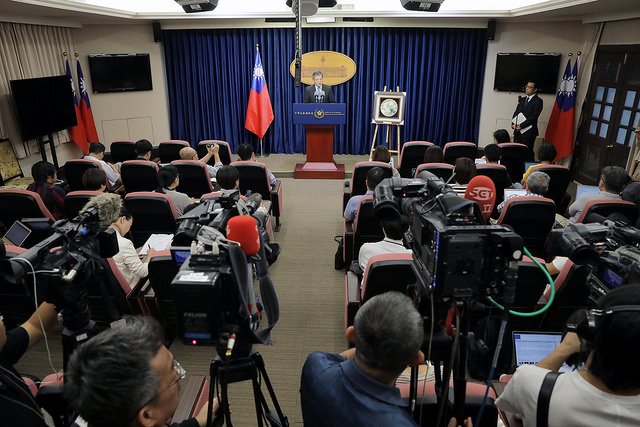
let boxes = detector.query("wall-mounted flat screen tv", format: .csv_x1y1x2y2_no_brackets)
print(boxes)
10,75,77,141
494,53,562,94
88,53,153,93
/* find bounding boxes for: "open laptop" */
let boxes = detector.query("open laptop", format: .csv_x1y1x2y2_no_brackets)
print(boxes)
575,184,600,200
2,221,31,247
513,331,577,372
504,188,528,199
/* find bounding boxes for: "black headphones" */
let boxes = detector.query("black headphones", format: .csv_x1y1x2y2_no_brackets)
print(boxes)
566,305,640,343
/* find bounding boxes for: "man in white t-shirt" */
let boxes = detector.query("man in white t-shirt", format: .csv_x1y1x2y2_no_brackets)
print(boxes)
84,142,121,187
358,216,412,271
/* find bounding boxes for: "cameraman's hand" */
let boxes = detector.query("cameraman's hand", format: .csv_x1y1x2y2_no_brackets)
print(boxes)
448,417,472,427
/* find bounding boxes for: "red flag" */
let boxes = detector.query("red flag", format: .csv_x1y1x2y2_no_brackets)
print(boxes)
65,58,88,154
245,47,274,139
545,58,578,161
77,59,100,143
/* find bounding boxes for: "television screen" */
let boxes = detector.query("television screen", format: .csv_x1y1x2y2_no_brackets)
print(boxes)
88,53,153,93
494,53,562,94
10,75,77,141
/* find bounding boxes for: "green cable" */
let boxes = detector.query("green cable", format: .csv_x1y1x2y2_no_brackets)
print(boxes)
486,246,556,317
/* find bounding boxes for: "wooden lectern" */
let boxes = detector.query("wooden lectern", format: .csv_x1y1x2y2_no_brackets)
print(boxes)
293,103,346,179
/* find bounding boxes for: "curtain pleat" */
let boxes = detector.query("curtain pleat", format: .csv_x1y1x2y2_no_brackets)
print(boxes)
163,27,488,154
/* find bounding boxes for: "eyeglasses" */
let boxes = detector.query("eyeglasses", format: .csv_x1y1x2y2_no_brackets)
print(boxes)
136,359,186,413
525,85,535,89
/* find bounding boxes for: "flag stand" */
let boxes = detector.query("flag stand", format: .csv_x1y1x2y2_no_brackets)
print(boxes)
257,138,268,158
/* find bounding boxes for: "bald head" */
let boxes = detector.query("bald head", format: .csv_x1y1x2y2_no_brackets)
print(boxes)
179,147,198,160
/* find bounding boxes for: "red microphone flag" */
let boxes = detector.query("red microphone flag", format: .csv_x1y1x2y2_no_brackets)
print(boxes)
77,59,100,143
65,58,88,154
545,57,578,161
226,215,261,257
245,46,274,140
464,175,496,220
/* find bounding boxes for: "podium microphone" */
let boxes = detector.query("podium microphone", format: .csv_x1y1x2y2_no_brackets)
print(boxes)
318,90,325,103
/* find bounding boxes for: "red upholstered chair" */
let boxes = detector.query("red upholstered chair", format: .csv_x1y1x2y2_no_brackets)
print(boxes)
443,141,477,165
414,163,454,181
526,164,570,211
0,189,55,233
159,140,190,164
64,190,103,219
574,199,638,224
124,192,178,247
109,140,137,163
64,158,112,191
497,196,556,258
146,250,180,343
197,140,233,166
121,160,160,193
232,160,283,231
171,160,214,198
497,143,528,184
343,161,393,211
398,141,434,178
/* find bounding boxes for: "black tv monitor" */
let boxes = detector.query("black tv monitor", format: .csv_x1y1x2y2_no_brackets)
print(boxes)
494,53,562,94
88,53,153,93
10,75,77,141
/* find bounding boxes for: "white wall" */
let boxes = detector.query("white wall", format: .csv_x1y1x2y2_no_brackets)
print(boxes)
600,18,640,45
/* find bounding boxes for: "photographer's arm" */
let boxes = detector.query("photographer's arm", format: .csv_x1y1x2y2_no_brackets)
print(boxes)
536,332,581,372
21,302,59,350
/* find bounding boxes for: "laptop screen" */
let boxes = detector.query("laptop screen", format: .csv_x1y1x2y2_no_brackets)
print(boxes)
513,331,578,372
575,184,600,200
504,189,527,199
2,221,31,247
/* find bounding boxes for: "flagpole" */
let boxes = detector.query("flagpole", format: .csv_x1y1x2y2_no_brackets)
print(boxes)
255,43,269,159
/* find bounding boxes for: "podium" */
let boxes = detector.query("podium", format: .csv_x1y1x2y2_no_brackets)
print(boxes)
293,103,346,179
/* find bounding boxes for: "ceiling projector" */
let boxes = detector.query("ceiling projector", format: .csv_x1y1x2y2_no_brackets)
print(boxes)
287,0,337,17
400,0,444,12
175,0,218,13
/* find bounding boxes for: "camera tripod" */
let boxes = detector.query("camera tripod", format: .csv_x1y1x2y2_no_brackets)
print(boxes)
207,351,289,427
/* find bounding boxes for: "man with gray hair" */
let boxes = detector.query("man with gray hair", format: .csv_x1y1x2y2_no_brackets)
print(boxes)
64,316,215,427
303,71,335,103
497,171,550,212
568,165,629,223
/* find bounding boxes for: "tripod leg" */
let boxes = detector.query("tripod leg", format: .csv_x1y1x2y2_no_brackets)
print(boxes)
252,353,289,427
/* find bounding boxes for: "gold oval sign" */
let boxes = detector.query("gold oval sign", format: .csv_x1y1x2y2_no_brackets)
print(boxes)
289,50,357,86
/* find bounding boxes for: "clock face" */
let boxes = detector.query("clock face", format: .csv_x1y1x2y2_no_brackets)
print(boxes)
380,98,399,117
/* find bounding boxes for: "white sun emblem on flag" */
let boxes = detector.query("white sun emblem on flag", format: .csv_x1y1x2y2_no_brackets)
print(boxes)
254,67,264,78
560,75,576,97
80,76,88,95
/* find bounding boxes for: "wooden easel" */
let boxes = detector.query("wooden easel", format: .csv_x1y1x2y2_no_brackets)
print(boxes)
370,85,402,159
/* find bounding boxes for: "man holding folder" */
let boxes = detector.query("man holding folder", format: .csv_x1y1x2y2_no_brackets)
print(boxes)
512,79,543,161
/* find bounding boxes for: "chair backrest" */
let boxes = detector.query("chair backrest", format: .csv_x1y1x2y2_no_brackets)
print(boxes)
147,251,180,341
415,163,454,181
159,140,190,164
498,143,528,184
0,189,55,229
124,192,178,247
197,140,233,166
497,196,556,257
232,161,273,201
171,160,213,198
361,253,416,302
0,245,35,329
350,161,393,197
109,140,137,163
476,164,511,215
64,190,103,219
120,160,159,194
398,141,434,178
84,257,131,328
443,142,477,165
527,164,570,209
353,196,384,259
512,257,549,309
64,158,102,191
575,199,638,224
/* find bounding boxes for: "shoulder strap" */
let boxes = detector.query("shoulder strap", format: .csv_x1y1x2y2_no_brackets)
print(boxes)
536,371,561,427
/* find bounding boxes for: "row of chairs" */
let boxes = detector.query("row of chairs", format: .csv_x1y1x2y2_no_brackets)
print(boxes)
108,139,233,165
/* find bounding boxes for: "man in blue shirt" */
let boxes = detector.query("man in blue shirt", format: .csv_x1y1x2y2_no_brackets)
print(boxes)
343,167,385,222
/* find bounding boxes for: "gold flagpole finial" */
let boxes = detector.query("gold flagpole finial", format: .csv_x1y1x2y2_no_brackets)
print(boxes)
63,51,67,56
568,52,573,57
75,52,79,57
577,51,582,56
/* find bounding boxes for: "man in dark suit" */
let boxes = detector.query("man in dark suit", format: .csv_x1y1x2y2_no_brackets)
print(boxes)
512,79,543,161
303,71,335,103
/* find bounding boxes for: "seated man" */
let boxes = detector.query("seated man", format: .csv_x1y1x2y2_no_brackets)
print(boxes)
134,138,154,161
496,285,640,426
237,143,276,187
1,302,59,426
358,216,412,271
64,316,216,427
567,165,628,223
344,167,385,222
496,171,550,212
27,160,66,220
84,142,121,187
179,144,222,180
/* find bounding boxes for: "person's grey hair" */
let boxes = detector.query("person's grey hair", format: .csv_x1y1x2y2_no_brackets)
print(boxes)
312,71,323,79
354,292,423,374
526,171,550,195
601,166,629,193
64,316,164,427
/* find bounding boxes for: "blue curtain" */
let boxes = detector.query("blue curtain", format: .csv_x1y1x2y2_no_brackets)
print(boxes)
163,27,488,154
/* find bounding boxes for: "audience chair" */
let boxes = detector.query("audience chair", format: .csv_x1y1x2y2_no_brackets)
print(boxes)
574,199,638,224
0,245,40,329
124,192,178,247
64,158,108,192
343,161,393,211
497,197,556,258
0,189,55,232
497,143,528,184
414,163,454,182
398,141,434,178
64,190,103,219
443,141,477,165
343,196,384,269
159,140,190,164
528,164,570,212
232,160,283,231
476,164,511,217
84,257,133,328
109,140,137,163
197,140,233,166
120,160,160,193
147,250,181,344
171,160,214,198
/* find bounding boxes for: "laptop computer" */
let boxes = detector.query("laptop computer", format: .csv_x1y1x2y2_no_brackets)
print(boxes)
2,221,32,247
513,331,577,372
504,188,528,199
575,184,600,200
